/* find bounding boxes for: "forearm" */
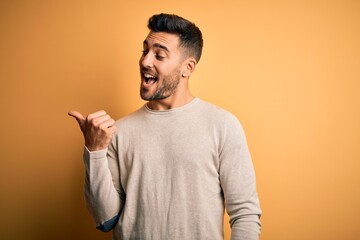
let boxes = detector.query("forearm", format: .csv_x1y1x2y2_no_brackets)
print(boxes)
224,157,262,240
231,220,261,240
220,114,262,239
83,147,124,231
228,196,262,240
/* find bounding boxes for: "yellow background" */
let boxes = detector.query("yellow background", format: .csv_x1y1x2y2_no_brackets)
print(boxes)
1,1,359,239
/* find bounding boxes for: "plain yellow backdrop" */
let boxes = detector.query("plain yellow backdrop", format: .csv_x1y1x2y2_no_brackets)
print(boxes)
1,0,359,239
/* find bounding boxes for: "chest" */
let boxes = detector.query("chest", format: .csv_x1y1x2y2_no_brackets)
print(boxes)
117,119,221,185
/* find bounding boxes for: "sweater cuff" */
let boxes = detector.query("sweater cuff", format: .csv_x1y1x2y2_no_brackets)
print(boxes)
83,146,108,160
83,146,108,172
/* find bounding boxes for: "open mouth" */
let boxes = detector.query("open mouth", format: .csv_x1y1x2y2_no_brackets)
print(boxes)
143,73,158,86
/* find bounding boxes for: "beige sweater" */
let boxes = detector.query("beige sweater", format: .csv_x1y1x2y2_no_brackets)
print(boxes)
83,98,261,240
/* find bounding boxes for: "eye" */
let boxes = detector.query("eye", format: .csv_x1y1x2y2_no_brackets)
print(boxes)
141,50,149,56
155,54,165,61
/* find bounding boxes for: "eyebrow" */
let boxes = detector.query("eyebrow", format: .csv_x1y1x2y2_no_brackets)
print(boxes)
143,40,170,52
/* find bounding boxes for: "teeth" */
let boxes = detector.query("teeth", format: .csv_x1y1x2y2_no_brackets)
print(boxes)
144,73,156,79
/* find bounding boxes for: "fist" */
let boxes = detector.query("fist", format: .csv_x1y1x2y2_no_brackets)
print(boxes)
68,110,116,151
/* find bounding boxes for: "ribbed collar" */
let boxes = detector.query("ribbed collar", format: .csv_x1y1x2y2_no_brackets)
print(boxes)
143,97,200,115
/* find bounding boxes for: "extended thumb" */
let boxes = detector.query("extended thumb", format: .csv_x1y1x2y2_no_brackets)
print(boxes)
68,111,85,126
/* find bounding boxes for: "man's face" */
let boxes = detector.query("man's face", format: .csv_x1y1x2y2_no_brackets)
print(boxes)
139,31,185,101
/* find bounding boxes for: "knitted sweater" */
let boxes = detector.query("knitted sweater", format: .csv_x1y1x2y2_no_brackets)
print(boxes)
83,98,261,240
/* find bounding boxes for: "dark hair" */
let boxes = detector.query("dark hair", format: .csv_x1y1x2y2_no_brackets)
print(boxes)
147,13,203,62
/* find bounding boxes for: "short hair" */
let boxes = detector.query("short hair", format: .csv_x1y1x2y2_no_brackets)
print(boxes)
147,13,203,62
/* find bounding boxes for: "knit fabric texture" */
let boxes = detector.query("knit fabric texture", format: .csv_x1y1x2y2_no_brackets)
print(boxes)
83,98,261,240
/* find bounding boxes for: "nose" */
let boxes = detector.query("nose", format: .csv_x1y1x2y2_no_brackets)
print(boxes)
139,51,154,69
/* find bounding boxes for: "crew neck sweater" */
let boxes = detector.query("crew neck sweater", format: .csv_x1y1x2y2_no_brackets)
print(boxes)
83,98,261,240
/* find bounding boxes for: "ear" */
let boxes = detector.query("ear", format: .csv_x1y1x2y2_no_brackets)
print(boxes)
181,57,197,78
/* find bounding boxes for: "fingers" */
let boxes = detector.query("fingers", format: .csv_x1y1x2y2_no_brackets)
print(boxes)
107,125,117,136
99,118,116,130
87,111,115,129
69,109,116,151
87,110,107,121
68,110,114,127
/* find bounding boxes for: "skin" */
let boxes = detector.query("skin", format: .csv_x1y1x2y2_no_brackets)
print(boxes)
68,110,116,151
69,31,197,151
139,31,197,110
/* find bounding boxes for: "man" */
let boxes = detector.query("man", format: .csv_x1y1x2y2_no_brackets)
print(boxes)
69,13,261,240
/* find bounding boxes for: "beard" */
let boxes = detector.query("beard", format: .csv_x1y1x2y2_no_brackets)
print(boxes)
140,69,181,101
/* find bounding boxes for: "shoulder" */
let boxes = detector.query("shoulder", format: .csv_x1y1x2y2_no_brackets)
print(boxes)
114,106,146,128
197,99,241,125
110,106,146,144
198,100,248,141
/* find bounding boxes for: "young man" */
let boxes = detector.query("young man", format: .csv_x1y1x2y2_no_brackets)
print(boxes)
69,13,261,240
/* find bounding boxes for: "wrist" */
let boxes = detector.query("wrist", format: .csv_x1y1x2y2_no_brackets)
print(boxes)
84,145,108,154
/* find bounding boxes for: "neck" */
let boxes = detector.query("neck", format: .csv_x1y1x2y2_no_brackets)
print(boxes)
147,90,194,111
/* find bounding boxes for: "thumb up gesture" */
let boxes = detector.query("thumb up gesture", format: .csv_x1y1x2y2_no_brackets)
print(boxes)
68,110,117,151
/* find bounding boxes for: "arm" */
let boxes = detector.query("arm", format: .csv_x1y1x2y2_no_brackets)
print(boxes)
219,114,262,240
69,110,124,231
83,145,125,231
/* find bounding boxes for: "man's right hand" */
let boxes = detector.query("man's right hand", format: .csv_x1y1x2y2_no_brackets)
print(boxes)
68,110,117,151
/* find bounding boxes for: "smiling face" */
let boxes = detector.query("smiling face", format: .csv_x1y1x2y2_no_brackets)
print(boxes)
139,31,186,101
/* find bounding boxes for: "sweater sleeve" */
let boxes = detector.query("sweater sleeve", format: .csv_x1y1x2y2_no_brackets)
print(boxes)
83,137,125,232
219,113,262,240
